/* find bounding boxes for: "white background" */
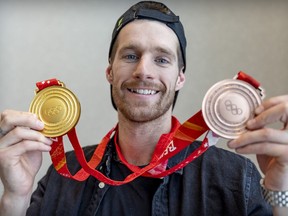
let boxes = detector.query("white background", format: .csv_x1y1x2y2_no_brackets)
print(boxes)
0,0,287,195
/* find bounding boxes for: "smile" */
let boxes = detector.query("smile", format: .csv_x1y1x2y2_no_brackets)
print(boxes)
128,88,158,95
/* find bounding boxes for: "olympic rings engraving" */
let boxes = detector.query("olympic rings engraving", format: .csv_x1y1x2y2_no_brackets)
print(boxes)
224,100,243,115
44,105,63,117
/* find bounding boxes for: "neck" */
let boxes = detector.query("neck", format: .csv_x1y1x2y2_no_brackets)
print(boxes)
117,113,173,166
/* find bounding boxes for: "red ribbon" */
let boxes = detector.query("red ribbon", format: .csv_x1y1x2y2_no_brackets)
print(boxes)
36,71,261,185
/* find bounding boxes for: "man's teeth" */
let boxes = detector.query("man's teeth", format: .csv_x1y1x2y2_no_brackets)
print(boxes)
130,89,157,95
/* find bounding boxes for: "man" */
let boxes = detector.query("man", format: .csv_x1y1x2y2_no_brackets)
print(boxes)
0,1,288,215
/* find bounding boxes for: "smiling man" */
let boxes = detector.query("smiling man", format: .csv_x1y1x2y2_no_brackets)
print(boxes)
106,18,185,166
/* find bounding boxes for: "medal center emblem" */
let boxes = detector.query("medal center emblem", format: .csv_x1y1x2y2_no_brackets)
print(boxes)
41,98,65,124
216,92,250,126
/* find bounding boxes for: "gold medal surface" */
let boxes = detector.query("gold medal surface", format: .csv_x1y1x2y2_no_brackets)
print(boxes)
29,85,81,137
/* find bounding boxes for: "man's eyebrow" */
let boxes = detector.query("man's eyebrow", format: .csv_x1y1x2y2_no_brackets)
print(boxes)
118,43,140,53
155,47,175,57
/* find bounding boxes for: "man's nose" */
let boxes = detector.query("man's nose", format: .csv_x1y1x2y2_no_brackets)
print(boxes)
133,57,155,80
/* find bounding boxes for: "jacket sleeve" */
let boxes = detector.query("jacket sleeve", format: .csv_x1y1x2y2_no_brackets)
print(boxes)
246,160,272,216
26,145,98,216
26,165,54,216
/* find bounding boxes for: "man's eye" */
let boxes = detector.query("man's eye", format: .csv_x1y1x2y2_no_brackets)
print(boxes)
124,54,138,60
155,58,169,64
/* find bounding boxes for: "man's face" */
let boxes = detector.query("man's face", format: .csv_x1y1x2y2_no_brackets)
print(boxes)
107,20,185,122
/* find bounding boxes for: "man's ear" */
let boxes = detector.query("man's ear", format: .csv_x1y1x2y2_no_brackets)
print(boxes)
106,65,113,84
175,68,185,91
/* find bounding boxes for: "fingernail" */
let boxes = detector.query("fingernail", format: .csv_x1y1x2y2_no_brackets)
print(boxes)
43,145,52,152
247,119,256,127
255,105,264,114
227,140,235,148
37,120,45,128
46,138,53,145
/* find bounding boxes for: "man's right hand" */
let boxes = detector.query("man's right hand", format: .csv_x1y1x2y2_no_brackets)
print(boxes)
0,110,52,216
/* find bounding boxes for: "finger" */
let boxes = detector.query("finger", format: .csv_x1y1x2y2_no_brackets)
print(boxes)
11,140,52,154
1,140,52,158
247,101,288,130
0,127,52,148
0,110,44,135
256,95,288,115
234,142,288,161
228,128,288,149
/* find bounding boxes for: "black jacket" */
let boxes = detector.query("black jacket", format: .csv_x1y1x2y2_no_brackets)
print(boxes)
27,139,272,216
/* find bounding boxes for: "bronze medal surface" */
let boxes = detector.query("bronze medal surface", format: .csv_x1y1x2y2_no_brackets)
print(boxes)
202,79,262,139
29,86,81,137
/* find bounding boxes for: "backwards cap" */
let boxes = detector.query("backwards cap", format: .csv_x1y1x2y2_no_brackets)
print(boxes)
108,1,187,71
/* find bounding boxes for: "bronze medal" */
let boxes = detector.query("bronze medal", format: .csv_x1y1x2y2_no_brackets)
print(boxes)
29,85,81,137
202,79,262,139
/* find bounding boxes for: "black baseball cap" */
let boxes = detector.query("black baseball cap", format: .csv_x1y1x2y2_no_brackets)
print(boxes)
108,1,187,71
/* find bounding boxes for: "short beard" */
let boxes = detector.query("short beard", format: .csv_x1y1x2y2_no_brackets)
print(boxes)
112,86,175,123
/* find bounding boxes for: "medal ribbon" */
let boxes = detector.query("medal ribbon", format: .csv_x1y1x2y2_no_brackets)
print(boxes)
37,71,262,185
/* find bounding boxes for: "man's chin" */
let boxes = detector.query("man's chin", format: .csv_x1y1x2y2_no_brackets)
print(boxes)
124,105,172,123
120,107,159,122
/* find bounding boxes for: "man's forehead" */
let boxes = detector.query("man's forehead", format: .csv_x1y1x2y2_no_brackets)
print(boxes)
117,20,179,49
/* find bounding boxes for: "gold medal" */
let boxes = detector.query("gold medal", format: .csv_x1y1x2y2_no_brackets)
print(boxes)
29,83,81,137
